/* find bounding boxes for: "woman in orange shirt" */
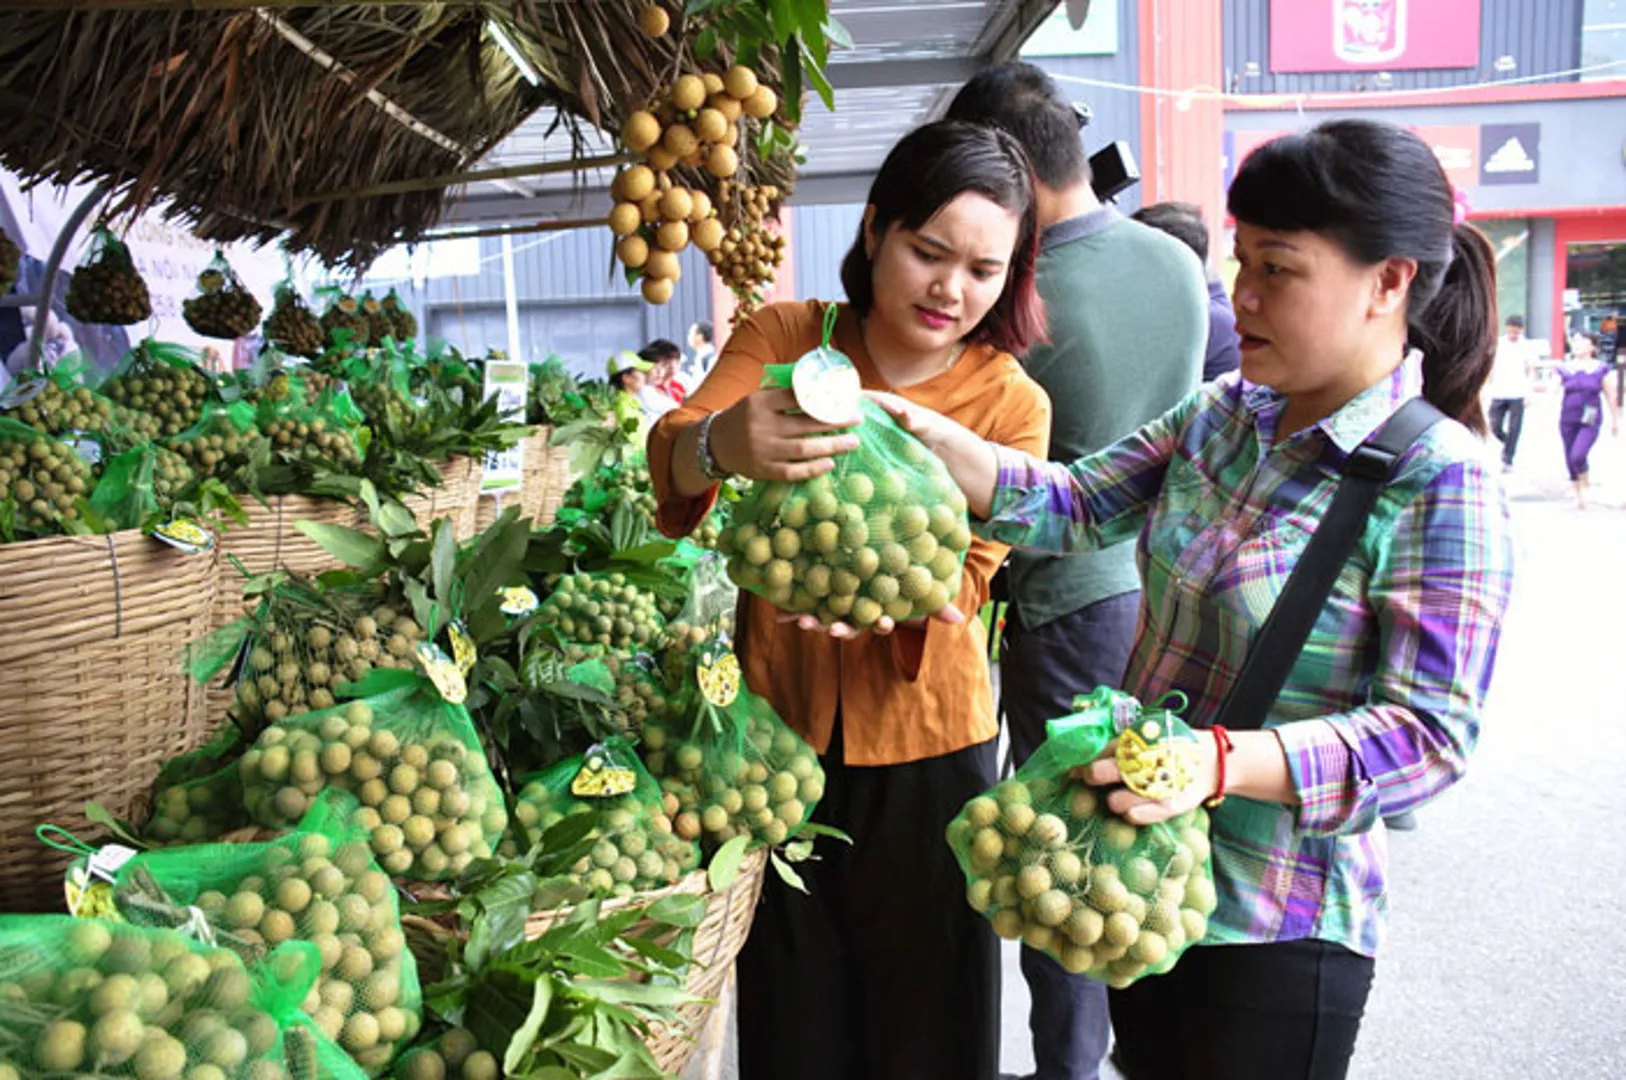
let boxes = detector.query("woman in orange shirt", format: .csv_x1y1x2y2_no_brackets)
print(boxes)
648,120,1052,1080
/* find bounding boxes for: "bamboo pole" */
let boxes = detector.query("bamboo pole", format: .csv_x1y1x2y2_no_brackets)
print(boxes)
293,152,634,205
413,217,607,242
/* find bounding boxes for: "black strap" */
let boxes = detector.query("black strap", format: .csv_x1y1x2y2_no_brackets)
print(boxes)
1211,397,1446,732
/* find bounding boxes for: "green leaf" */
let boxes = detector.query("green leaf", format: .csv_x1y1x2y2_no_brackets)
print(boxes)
770,851,809,893
780,46,805,124
645,893,707,929
574,979,699,1009
292,521,384,569
801,37,835,112
783,839,815,862
378,500,418,538
83,803,148,850
824,14,854,50
430,519,458,605
791,820,853,845
707,834,751,892
504,976,554,1075
696,26,717,58
621,933,688,969
768,0,798,43
556,940,627,979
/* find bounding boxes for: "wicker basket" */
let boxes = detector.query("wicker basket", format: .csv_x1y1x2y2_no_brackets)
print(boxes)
400,455,483,540
536,439,574,528
0,531,220,912
403,849,767,1074
473,426,564,532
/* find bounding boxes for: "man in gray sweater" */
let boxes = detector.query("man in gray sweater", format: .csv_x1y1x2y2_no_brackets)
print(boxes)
947,65,1207,1080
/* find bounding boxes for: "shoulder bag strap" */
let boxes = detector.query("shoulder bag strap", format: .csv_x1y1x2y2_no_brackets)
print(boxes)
1210,397,1446,732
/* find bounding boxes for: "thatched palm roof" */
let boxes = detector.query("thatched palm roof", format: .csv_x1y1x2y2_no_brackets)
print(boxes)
0,2,794,271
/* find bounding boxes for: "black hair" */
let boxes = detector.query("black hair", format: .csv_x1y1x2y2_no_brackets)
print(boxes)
1228,119,1497,435
839,119,1046,356
1132,201,1210,266
609,370,632,391
638,339,681,364
691,321,713,344
944,62,1090,189
1505,314,1525,328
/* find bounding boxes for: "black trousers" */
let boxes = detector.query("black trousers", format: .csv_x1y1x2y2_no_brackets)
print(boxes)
1001,594,1142,1080
1488,397,1525,466
736,717,1001,1080
1110,940,1375,1080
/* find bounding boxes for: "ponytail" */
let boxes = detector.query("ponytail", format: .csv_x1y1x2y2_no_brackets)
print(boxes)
1411,223,1497,436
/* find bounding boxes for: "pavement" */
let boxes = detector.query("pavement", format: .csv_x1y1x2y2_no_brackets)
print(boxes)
689,389,1626,1080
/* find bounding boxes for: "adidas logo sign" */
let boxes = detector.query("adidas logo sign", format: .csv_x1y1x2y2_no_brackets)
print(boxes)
1485,137,1535,174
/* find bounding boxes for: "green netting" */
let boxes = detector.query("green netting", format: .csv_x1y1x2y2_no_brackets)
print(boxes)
539,570,667,654
103,341,215,438
257,392,366,474
64,227,151,326
722,364,972,627
0,915,366,1079
183,251,264,341
662,549,738,654
110,793,423,1074
145,728,254,844
0,417,95,535
379,291,417,345
945,688,1219,989
512,738,700,898
318,295,370,352
0,355,159,447
87,441,198,530
238,685,506,883
163,400,266,480
642,677,822,851
265,283,326,359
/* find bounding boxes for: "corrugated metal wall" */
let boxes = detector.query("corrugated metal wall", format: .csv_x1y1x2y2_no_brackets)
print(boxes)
1035,0,1147,215
790,204,865,302
1224,0,1584,94
380,227,711,380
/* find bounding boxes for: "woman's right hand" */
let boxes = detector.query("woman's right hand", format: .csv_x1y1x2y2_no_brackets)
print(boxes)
708,388,861,482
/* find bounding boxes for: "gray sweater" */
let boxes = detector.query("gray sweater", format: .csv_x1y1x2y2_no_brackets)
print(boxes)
1010,207,1207,629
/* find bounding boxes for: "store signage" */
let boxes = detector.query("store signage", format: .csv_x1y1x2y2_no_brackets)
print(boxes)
1269,0,1481,73
480,359,529,495
1227,124,1482,192
1479,123,1541,186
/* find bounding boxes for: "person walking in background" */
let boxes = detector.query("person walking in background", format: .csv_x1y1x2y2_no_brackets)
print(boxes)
683,320,716,391
945,64,1207,1080
1558,331,1618,509
606,349,655,435
1133,201,1241,382
640,338,687,406
1486,314,1537,472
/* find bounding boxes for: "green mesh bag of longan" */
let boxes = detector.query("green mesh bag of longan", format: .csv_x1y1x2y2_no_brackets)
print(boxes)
640,658,823,853
722,364,973,628
144,728,253,845
103,340,214,438
254,388,368,477
164,399,267,481
0,915,368,1080
0,416,97,536
511,737,701,899
107,792,422,1074
388,1026,499,1080
236,682,507,884
946,687,1219,989
538,569,668,655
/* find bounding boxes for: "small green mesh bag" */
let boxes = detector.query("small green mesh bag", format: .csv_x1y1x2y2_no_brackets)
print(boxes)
641,659,823,852
511,738,701,898
0,417,96,536
102,340,215,437
237,681,507,883
145,728,253,844
109,793,423,1074
387,1027,496,1080
64,227,151,326
0,915,366,1079
0,355,161,444
538,570,667,654
255,389,368,475
721,363,972,627
165,400,266,481
945,687,1219,989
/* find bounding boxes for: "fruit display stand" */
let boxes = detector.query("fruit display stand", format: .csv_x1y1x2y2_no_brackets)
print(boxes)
399,455,483,541
0,531,220,911
404,848,768,1075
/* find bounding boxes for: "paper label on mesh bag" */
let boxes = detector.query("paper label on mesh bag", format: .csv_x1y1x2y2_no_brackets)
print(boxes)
696,647,741,708
151,517,213,555
499,585,540,616
571,743,637,798
415,640,468,704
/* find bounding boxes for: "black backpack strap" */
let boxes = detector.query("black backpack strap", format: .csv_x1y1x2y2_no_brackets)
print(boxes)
1211,397,1446,732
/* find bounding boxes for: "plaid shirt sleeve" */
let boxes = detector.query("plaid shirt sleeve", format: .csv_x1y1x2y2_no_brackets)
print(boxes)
974,393,1200,553
1276,460,1516,836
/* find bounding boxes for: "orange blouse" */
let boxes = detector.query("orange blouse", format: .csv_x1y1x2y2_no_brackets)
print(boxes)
648,300,1051,766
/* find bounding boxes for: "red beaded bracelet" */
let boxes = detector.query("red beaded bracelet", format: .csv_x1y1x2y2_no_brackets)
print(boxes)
1203,725,1234,809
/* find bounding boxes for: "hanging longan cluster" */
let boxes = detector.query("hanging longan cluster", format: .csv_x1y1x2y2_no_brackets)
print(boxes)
611,65,781,305
263,416,363,473
183,265,263,340
360,293,395,348
65,235,152,326
320,296,371,349
381,292,417,343
0,226,18,296
0,433,93,532
233,600,426,725
104,359,212,437
709,181,787,315
264,286,325,358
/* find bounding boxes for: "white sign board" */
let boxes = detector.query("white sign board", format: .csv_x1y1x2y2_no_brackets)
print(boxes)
481,360,529,496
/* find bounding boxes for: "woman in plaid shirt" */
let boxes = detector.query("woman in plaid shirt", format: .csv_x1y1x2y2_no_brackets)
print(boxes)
879,120,1515,1079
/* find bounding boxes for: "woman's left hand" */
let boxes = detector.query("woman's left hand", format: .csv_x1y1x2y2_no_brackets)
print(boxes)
1074,735,1221,825
776,605,966,640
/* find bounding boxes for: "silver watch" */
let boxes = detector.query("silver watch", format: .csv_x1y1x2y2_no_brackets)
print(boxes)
697,411,732,482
